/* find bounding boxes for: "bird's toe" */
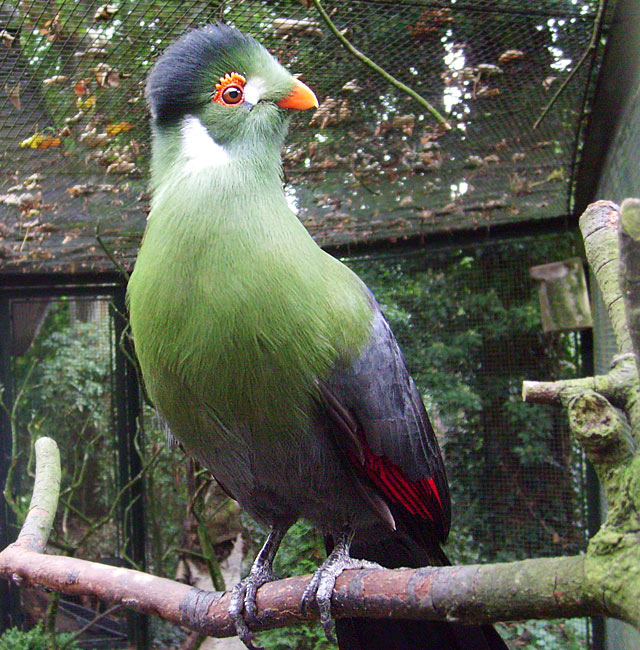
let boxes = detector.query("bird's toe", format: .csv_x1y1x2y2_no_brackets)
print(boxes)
229,565,277,650
302,554,381,643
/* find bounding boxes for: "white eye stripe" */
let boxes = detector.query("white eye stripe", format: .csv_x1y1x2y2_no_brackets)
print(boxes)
243,77,266,105
180,115,229,173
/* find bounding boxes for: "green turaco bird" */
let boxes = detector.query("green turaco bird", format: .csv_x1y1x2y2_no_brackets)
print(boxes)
128,24,508,650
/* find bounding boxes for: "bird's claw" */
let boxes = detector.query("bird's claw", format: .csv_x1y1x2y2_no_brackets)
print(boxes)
301,554,381,643
229,565,278,650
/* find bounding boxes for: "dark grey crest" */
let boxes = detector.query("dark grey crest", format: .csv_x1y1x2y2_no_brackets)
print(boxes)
146,23,256,125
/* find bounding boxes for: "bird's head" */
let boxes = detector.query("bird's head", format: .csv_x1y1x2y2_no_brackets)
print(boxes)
146,24,317,181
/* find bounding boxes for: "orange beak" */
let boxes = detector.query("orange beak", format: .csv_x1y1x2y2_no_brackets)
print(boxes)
277,79,318,110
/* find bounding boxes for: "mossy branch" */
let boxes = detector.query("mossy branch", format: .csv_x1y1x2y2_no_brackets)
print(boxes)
525,199,640,631
619,198,640,380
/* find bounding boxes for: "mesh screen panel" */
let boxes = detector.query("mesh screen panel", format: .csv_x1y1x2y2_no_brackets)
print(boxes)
0,0,607,271
347,231,588,562
5,295,130,646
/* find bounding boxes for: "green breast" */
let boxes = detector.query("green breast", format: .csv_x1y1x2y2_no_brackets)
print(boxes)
127,181,372,440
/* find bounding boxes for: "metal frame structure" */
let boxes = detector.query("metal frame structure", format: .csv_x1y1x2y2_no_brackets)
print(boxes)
0,274,148,649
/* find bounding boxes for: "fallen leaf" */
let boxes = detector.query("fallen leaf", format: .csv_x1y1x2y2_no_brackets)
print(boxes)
75,79,88,96
498,49,524,64
106,121,134,137
40,13,62,42
0,29,16,48
476,63,503,76
476,86,500,99
19,134,62,149
272,18,323,39
94,4,119,21
43,74,68,86
464,155,484,169
93,62,120,87
106,160,136,174
80,128,108,147
76,94,96,110
4,82,20,110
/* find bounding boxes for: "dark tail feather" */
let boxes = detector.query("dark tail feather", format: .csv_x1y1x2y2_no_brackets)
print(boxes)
336,618,507,650
331,533,509,650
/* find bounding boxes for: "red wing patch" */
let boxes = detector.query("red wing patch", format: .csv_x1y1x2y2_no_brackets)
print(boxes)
350,433,446,535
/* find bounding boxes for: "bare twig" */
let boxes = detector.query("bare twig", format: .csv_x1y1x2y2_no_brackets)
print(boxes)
1,360,37,517
96,221,130,281
311,0,451,130
533,0,606,130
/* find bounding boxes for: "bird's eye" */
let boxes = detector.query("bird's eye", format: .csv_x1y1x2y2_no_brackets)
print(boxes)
221,86,243,105
213,72,247,107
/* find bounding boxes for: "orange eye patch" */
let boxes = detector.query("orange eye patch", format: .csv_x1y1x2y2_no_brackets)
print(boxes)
213,72,247,106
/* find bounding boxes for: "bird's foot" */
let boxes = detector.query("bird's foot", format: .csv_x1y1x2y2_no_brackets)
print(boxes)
301,546,381,642
229,564,278,650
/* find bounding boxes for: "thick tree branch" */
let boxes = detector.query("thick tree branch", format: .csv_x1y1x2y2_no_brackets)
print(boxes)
565,390,634,505
0,435,632,638
579,201,632,356
577,200,640,444
0,543,610,636
523,199,640,632
619,198,640,380
522,354,636,407
13,437,60,554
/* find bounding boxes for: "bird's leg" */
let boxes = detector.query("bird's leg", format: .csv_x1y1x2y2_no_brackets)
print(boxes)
301,527,381,642
230,524,289,650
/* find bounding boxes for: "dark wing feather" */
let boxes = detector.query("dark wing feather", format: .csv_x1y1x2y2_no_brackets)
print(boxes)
320,299,451,544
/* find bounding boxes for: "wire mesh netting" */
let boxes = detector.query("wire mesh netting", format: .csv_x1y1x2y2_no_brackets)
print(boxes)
5,232,592,647
1,2,604,647
346,231,591,647
1,0,607,272
5,295,129,646
347,231,588,563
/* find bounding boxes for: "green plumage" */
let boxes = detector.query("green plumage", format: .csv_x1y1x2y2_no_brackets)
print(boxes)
128,59,372,446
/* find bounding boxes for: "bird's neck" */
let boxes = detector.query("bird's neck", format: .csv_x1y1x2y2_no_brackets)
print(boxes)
150,120,287,213
142,119,322,282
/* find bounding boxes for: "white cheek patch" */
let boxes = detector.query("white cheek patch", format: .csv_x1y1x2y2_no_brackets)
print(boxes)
180,115,229,174
244,77,266,106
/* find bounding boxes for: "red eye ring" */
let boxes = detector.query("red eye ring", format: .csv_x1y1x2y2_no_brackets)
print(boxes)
213,72,246,106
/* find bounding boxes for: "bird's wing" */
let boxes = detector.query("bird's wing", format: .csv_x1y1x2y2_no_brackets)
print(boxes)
319,300,451,544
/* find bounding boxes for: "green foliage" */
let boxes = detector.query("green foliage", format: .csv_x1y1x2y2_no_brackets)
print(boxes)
0,625,81,650
500,619,587,650
347,236,585,562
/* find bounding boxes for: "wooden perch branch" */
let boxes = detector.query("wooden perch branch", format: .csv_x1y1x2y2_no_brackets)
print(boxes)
0,431,637,639
580,201,632,355
619,198,640,380
13,437,60,554
523,199,640,632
